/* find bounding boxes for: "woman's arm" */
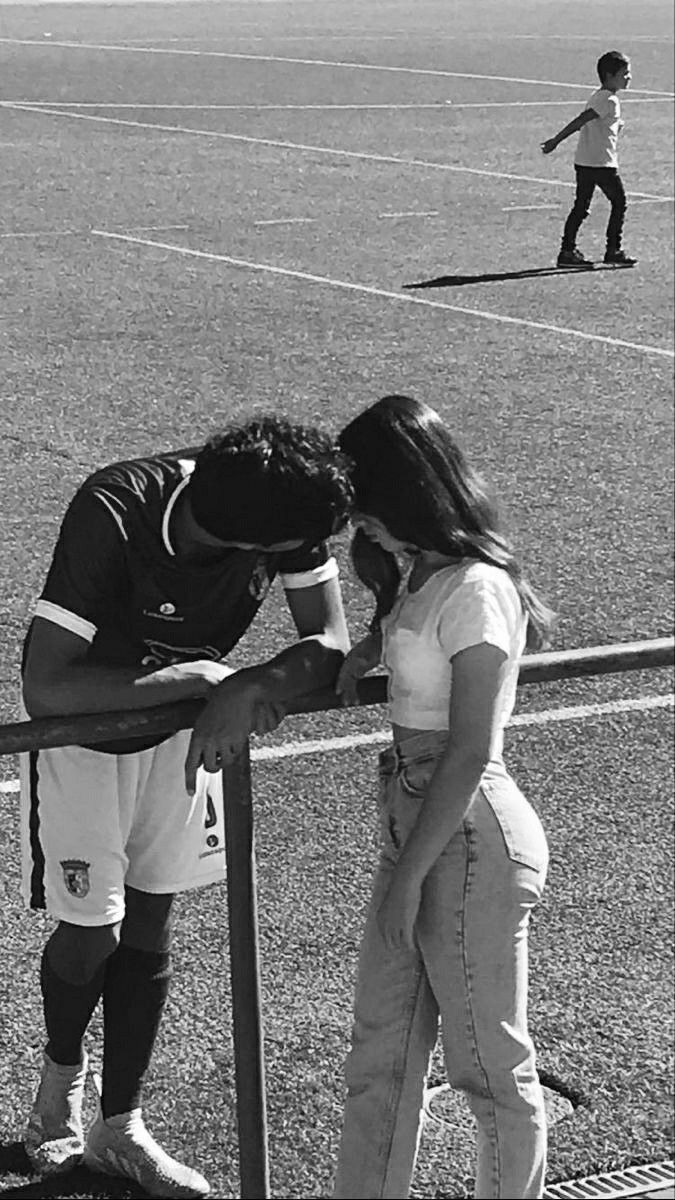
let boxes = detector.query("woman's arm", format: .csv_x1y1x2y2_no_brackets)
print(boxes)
377,641,507,949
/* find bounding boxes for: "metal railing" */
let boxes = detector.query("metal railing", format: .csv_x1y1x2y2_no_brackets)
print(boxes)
1,636,672,1198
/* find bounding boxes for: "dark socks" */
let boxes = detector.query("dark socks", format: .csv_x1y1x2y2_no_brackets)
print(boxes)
102,944,172,1118
41,949,106,1066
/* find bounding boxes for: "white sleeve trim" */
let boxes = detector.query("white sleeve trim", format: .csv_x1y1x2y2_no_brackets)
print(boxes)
35,600,97,643
280,556,339,590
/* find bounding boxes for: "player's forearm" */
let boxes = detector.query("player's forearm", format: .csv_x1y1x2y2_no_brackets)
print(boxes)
242,635,347,708
22,662,211,718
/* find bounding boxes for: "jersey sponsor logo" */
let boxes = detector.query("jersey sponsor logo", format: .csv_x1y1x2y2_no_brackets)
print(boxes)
142,601,184,622
249,562,271,602
199,845,225,860
140,639,221,668
60,859,91,898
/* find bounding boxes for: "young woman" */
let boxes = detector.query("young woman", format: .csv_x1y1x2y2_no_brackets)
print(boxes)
333,395,554,1200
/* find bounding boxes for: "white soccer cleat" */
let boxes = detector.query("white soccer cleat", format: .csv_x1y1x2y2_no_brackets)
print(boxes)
24,1050,88,1175
83,1109,210,1198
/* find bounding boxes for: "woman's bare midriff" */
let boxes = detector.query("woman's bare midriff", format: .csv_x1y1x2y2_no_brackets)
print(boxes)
391,722,447,746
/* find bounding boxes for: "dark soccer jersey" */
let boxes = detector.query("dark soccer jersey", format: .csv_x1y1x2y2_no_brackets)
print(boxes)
22,451,334,752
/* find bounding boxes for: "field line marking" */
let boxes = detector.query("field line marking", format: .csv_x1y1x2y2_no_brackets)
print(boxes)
379,210,439,218
253,693,675,761
0,223,189,239
2,99,672,110
0,694,672,789
503,204,560,211
0,38,671,97
112,35,675,44
90,229,675,360
4,103,671,202
254,216,315,226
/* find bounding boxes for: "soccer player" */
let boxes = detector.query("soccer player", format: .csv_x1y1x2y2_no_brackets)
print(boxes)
20,417,353,1198
541,50,637,267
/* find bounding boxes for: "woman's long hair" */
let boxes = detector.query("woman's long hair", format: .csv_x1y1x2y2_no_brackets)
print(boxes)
339,395,554,651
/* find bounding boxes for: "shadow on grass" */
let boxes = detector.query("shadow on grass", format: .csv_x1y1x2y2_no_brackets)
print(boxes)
0,1143,145,1198
403,264,633,288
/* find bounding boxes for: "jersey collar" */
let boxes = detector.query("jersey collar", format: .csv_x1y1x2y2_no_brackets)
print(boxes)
162,462,195,557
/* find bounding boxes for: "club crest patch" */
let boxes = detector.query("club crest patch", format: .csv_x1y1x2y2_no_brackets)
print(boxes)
249,562,271,602
60,859,91,898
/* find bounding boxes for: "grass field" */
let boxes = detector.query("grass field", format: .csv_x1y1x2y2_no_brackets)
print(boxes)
0,1,673,1197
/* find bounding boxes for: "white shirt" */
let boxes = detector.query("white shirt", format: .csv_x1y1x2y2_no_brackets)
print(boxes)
380,560,526,759
575,86,623,168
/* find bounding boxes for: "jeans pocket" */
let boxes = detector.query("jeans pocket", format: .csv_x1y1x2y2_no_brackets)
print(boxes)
398,755,437,798
479,776,549,875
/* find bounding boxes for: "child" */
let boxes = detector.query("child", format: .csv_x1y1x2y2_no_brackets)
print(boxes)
542,50,636,267
333,395,554,1200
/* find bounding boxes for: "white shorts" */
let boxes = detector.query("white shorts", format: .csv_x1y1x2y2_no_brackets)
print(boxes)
20,730,227,926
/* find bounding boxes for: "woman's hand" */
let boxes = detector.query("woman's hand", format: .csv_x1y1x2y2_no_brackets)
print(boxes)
335,631,382,706
376,873,422,952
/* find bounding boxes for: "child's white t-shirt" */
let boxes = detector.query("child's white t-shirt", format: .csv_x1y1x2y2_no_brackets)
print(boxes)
575,86,623,168
380,560,526,759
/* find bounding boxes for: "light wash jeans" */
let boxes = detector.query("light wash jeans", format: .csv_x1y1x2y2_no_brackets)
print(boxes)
334,731,549,1200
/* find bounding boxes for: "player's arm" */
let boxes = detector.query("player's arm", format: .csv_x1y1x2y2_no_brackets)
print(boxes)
541,107,598,154
258,569,350,690
184,565,349,792
22,619,230,717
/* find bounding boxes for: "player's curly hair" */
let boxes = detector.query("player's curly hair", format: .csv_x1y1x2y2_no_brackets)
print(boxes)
339,395,555,651
190,416,353,546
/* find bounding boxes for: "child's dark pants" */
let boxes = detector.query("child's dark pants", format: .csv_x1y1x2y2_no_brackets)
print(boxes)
562,165,627,252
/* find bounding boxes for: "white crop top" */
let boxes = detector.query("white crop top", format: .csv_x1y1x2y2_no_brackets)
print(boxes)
381,560,526,756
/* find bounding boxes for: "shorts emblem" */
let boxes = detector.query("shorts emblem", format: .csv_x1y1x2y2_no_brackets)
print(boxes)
60,859,91,898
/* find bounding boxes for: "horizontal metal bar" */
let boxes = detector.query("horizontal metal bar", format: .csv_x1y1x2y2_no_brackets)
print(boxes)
0,637,671,757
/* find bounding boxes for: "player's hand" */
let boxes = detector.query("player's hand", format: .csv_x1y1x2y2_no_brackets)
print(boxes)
252,697,286,735
335,632,382,706
184,672,268,793
540,138,558,155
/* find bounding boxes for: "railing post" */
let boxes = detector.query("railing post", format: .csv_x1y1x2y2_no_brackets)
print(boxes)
221,743,270,1200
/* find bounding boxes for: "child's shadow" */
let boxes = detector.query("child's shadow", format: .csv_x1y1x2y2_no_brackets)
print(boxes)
0,1141,146,1198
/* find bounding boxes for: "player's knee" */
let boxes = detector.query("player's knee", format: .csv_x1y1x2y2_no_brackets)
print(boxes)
121,887,174,953
49,920,121,984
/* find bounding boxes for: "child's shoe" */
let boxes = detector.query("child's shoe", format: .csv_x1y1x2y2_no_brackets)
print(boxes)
84,1109,210,1198
24,1051,88,1174
603,248,637,265
557,247,593,268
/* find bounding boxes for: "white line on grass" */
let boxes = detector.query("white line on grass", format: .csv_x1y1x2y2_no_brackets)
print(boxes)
0,223,189,239
5,104,671,202
379,210,440,218
0,693,671,790
112,35,674,44
3,99,672,109
253,693,675,762
254,216,315,226
0,38,671,97
90,229,675,361
503,204,560,211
